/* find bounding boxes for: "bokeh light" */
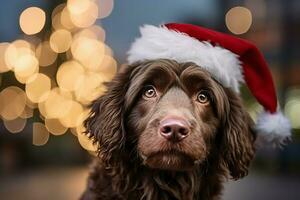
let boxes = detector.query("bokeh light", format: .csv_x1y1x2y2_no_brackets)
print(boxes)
56,60,84,91
50,29,72,53
74,72,106,104
1,0,116,151
20,106,34,119
13,54,39,83
3,117,27,133
76,123,97,152
0,43,12,73
71,37,105,71
69,0,98,28
45,118,68,135
97,0,114,19
67,0,92,15
19,7,46,35
32,122,49,146
225,6,252,35
60,7,77,31
59,101,84,128
98,55,117,81
0,86,26,120
25,73,51,103
43,88,73,119
36,41,58,66
285,88,300,129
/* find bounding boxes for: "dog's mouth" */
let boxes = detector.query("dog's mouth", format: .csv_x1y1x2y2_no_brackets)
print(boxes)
141,150,198,171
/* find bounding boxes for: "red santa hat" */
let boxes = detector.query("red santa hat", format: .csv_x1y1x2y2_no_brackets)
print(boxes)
127,23,291,147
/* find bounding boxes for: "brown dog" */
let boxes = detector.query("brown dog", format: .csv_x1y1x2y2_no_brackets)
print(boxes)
81,59,256,200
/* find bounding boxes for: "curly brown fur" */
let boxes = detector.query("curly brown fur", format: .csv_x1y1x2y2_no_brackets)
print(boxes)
81,59,256,200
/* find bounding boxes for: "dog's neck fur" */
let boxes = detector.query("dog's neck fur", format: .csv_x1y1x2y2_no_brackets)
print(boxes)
87,154,225,200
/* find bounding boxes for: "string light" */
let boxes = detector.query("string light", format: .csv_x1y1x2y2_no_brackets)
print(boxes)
0,0,117,151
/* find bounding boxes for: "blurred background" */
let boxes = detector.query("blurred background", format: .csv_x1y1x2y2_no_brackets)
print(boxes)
0,0,299,199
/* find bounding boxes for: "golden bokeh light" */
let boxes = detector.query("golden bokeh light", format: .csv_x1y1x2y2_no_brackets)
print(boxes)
59,101,84,128
38,99,47,118
51,3,66,19
75,72,106,104
104,44,113,56
32,122,49,146
12,39,33,50
225,6,252,35
3,117,27,133
20,106,34,119
26,95,37,109
0,42,11,73
71,37,105,71
25,73,51,103
0,1,117,150
89,25,106,41
74,26,106,41
56,60,85,91
60,7,77,31
4,42,34,69
77,124,97,152
19,7,46,35
4,40,39,83
98,55,117,81
44,88,73,119
13,54,39,82
69,1,98,28
70,127,78,136
45,118,68,135
36,41,58,66
67,0,92,15
50,29,72,53
0,86,26,120
77,129,97,152
97,0,114,19
52,12,65,30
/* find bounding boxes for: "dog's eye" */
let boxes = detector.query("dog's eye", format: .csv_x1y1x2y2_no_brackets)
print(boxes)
143,85,157,98
197,90,210,104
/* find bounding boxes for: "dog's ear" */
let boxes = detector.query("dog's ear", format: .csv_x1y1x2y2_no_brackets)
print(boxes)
84,64,139,166
220,89,256,180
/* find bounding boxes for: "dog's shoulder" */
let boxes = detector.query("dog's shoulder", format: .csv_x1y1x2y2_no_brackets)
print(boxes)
81,159,123,200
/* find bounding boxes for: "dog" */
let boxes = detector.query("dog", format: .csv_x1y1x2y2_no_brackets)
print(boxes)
80,59,256,200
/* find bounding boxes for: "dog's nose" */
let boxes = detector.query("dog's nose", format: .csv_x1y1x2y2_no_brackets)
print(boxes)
159,117,190,142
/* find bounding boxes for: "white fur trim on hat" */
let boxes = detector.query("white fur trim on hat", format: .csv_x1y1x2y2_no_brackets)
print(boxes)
255,110,292,147
127,25,244,93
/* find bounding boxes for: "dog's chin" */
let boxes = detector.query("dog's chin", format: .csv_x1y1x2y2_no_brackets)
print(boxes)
142,151,198,171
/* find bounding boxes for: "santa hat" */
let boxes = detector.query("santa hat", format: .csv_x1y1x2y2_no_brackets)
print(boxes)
127,23,291,147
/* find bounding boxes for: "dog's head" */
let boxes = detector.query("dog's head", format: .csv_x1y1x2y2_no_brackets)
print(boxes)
85,59,256,179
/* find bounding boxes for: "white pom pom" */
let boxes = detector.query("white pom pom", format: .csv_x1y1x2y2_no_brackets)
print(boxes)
255,110,292,147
